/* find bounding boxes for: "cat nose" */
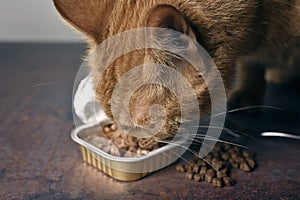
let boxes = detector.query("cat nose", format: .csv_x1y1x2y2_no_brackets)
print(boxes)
119,104,167,138
131,106,151,126
132,104,166,125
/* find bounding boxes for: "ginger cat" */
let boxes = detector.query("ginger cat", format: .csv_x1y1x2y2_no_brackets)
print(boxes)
54,0,299,148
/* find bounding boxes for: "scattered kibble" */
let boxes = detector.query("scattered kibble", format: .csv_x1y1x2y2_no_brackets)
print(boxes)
175,143,256,187
212,178,223,187
239,162,251,172
205,169,215,183
186,172,195,180
223,176,234,186
246,158,256,169
216,171,224,179
175,164,186,172
192,165,200,173
200,166,207,174
193,174,202,182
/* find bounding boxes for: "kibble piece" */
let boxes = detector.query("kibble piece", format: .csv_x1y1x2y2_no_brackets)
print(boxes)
138,149,150,155
199,173,206,181
210,151,220,157
200,166,207,174
186,172,195,180
185,164,194,173
205,154,212,160
216,179,224,187
236,156,245,163
211,157,219,164
216,171,224,179
194,174,203,182
242,150,253,158
211,153,220,159
221,152,230,161
231,162,239,169
205,173,214,183
103,126,111,134
110,124,117,131
227,148,235,154
239,162,251,172
204,154,212,163
193,165,200,173
134,148,149,155
212,178,218,186
212,178,224,187
223,176,234,186
212,160,223,170
205,157,212,163
230,151,239,158
205,169,216,183
246,158,255,169
229,158,239,168
223,143,231,150
220,168,229,176
194,154,200,161
233,146,240,152
207,169,216,175
197,160,205,166
176,164,186,172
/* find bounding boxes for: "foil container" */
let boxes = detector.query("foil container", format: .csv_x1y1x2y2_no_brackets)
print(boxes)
71,124,189,181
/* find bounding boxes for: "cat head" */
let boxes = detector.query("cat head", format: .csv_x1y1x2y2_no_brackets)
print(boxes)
54,0,262,147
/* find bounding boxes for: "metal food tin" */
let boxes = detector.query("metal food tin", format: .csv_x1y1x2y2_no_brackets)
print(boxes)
71,124,189,181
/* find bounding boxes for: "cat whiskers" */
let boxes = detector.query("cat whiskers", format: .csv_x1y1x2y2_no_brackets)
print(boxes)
191,125,259,141
29,82,55,89
179,105,286,139
154,131,247,170
155,139,215,169
155,138,224,171
184,134,247,149
212,105,285,119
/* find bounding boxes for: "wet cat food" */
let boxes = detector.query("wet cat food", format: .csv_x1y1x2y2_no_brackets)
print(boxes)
82,124,161,157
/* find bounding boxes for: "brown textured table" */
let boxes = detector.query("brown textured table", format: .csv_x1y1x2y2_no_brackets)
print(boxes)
0,43,299,200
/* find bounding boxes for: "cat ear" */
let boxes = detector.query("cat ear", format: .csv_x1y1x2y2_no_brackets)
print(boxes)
53,0,106,44
147,5,196,39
